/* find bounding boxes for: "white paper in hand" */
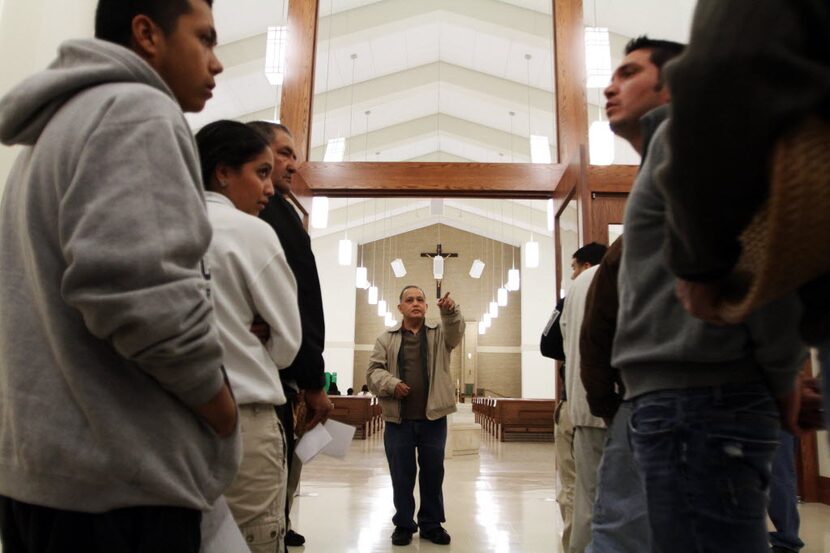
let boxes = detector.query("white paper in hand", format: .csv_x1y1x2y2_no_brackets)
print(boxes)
199,496,248,553
295,422,332,464
321,419,356,459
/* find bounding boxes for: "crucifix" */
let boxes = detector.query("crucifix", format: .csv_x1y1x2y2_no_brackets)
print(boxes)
420,243,458,299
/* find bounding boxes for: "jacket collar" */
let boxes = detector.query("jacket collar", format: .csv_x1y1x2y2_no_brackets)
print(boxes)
387,319,438,333
205,191,235,208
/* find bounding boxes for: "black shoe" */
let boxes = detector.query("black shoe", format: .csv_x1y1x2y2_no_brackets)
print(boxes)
771,547,798,553
285,530,305,547
391,526,413,546
420,526,451,545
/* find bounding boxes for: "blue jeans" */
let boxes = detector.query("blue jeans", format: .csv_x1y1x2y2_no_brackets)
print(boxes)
769,430,803,551
384,417,447,532
586,402,651,553
629,382,780,553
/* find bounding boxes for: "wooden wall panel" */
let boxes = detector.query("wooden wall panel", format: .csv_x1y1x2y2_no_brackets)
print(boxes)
588,165,638,194
553,0,587,164
295,161,566,198
280,0,317,164
280,0,318,217
589,193,627,246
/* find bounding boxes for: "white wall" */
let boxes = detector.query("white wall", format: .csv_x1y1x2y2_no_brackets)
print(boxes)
520,233,557,399
0,0,97,195
311,232,357,390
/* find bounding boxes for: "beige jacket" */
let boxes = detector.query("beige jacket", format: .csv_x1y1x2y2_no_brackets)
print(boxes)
367,307,465,423
561,266,606,430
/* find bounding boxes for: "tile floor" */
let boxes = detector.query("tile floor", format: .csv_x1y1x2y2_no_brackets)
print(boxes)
2,405,828,552
288,405,830,553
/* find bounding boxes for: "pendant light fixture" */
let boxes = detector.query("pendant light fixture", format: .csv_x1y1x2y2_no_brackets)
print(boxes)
310,196,329,229
367,200,378,304
355,244,369,289
469,259,485,279
338,198,352,266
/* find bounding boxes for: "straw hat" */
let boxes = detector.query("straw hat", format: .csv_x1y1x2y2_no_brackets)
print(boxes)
718,116,830,323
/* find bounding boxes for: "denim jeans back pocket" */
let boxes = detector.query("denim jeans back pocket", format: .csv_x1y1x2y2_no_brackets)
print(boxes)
629,401,675,437
694,429,779,521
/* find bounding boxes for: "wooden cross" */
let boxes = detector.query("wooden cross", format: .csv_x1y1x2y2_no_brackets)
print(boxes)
420,243,458,298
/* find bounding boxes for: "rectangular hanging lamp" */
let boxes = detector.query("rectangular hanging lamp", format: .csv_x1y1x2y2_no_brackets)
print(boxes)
338,238,353,266
310,196,329,229
469,259,485,278
525,240,540,268
355,266,369,289
507,268,521,291
390,258,407,278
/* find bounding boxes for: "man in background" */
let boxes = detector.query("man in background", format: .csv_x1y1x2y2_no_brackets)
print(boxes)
248,121,334,549
560,243,607,553
368,287,464,547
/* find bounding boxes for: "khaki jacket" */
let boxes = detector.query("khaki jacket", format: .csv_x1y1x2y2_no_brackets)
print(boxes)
367,307,465,423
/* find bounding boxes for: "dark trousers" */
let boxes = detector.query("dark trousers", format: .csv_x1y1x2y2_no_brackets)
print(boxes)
769,430,804,551
275,396,297,524
383,417,447,532
0,496,201,553
630,382,780,553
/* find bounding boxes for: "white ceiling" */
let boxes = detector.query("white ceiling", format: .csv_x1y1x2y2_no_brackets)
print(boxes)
191,0,697,226
190,0,696,163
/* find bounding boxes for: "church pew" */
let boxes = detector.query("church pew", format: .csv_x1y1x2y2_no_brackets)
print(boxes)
328,396,373,439
492,399,556,442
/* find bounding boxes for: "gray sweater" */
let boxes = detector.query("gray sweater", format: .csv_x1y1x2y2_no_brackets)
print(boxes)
0,39,240,512
612,117,806,400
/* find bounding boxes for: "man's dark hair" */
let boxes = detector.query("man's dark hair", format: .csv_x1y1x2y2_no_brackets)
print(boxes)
624,35,686,82
195,120,270,190
573,242,608,266
247,121,293,143
399,285,426,302
95,0,213,48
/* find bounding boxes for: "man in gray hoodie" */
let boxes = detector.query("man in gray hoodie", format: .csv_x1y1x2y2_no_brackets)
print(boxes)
612,82,806,553
0,1,240,551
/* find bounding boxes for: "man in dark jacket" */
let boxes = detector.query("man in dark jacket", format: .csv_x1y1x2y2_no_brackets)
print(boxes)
248,121,333,548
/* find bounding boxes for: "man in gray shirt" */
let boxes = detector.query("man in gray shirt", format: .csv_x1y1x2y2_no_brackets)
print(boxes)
0,1,239,550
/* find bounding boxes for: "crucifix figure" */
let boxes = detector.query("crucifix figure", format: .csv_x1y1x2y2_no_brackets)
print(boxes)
420,243,458,298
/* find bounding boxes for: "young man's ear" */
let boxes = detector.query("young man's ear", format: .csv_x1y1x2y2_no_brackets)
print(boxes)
130,15,163,60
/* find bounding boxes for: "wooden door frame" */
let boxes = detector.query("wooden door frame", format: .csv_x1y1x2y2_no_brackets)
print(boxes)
277,0,824,505
279,0,590,207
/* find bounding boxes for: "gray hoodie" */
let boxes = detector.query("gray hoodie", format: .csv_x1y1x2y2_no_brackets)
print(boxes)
0,39,240,512
612,114,806,400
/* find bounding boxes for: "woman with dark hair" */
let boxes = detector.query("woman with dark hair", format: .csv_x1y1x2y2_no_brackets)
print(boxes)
195,120,301,552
